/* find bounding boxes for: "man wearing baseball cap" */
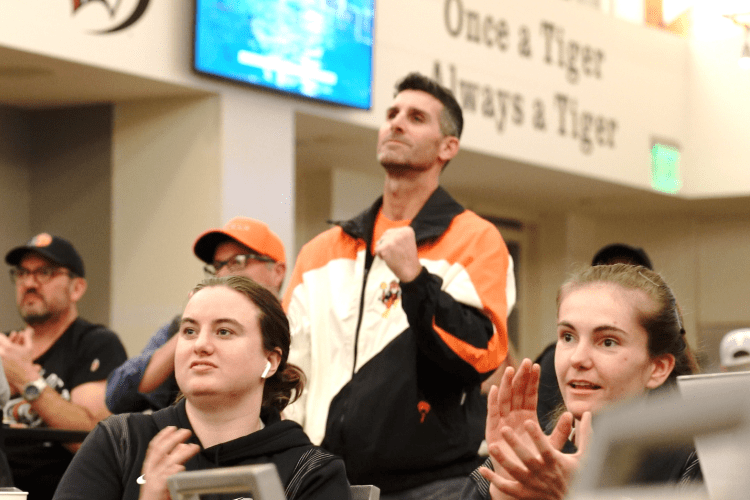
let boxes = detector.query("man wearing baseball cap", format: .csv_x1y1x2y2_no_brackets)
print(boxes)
1,233,127,499
105,217,286,414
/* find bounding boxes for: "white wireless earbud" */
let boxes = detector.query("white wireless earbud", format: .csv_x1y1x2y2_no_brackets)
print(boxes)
261,360,272,379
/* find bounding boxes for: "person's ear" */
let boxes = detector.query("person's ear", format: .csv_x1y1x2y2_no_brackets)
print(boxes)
69,277,87,302
437,135,459,164
270,262,286,296
645,353,676,389
262,348,283,379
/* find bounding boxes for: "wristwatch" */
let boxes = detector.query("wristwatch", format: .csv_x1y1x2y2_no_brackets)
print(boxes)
22,377,47,402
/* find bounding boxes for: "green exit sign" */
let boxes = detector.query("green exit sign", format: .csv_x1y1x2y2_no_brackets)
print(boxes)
651,142,681,194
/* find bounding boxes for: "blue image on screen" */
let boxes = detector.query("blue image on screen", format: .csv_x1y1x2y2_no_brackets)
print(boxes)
194,0,374,110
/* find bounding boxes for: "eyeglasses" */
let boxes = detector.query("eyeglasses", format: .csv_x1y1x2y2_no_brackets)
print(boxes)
10,266,72,285
203,253,275,276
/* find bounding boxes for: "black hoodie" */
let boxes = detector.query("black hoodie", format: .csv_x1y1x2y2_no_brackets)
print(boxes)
53,399,352,500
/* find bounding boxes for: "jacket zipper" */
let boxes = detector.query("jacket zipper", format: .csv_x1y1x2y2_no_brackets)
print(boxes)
351,250,374,377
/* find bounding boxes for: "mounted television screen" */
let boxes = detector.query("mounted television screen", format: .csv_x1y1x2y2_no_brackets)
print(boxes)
194,0,374,110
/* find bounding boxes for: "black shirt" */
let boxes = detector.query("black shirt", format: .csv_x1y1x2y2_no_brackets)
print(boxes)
3,318,127,500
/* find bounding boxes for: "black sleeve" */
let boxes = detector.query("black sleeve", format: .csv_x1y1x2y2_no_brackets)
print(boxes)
459,457,493,500
680,450,703,485
401,268,497,385
286,450,352,500
52,422,125,500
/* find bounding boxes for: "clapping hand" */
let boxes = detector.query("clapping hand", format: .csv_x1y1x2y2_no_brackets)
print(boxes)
0,327,37,392
480,358,592,500
137,426,201,500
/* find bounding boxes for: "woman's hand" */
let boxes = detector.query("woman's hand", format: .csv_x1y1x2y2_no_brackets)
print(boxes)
138,426,201,500
486,359,541,472
481,411,593,500
482,358,542,499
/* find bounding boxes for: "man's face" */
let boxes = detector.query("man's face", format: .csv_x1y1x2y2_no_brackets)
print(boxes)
15,253,77,325
212,241,284,295
377,89,452,171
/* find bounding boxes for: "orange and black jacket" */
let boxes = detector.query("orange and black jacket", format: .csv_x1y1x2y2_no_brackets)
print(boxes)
284,187,510,493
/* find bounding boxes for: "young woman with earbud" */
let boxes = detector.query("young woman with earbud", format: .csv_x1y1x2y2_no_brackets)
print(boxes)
54,276,352,500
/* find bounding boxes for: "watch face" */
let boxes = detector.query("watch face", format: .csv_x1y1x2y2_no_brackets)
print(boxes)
24,383,42,401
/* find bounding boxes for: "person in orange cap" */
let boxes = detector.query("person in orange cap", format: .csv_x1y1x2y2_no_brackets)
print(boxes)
105,217,286,414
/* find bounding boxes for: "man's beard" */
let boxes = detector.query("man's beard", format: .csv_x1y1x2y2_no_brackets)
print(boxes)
19,290,52,325
22,311,52,325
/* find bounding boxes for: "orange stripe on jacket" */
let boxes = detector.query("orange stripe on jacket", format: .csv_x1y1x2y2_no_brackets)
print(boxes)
419,210,510,359
432,318,504,374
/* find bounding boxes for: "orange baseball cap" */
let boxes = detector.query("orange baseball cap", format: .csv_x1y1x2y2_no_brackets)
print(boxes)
193,217,285,265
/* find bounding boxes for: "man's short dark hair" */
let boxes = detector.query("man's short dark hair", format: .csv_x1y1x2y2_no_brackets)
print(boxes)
591,243,653,270
395,73,463,139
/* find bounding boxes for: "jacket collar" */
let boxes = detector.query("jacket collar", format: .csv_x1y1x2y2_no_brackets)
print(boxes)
334,186,465,247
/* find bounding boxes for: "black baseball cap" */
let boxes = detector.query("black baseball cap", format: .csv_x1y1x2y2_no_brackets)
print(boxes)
5,233,85,277
591,243,653,270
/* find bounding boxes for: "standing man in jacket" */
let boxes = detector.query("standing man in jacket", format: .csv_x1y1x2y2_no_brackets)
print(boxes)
284,73,512,499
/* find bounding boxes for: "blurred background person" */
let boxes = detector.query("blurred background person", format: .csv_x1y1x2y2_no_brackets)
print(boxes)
1,233,127,499
719,328,750,372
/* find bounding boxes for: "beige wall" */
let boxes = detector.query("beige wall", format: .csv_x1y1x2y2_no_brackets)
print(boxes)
331,169,383,223
218,88,296,268
0,105,111,331
294,168,332,264
29,106,113,327
111,96,222,356
0,107,31,329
